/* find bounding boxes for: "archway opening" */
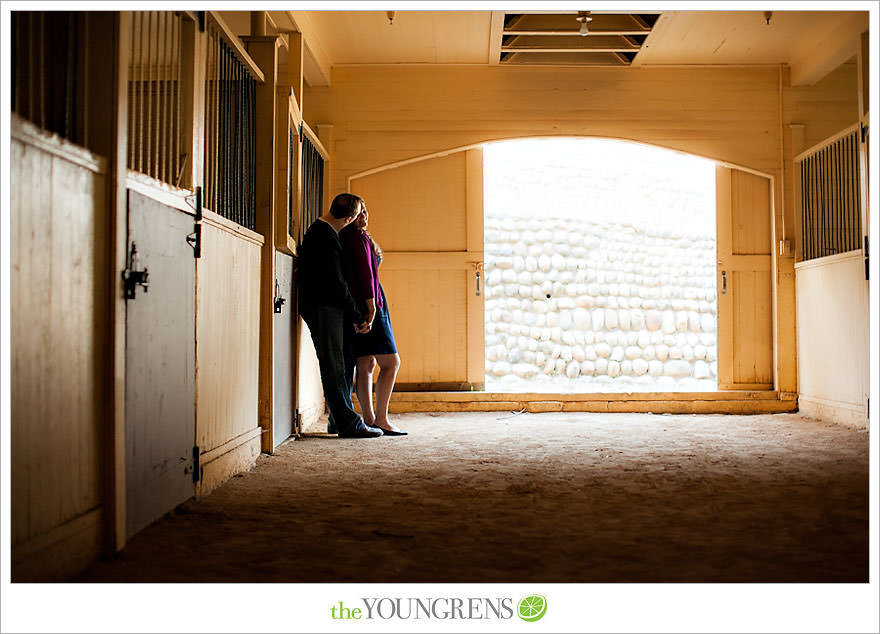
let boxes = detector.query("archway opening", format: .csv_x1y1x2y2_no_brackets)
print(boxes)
483,137,718,393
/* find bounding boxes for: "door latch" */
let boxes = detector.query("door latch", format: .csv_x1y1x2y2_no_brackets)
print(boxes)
122,242,150,299
273,279,286,314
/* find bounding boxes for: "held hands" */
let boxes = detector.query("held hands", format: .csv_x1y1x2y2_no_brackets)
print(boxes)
354,319,372,334
355,300,376,334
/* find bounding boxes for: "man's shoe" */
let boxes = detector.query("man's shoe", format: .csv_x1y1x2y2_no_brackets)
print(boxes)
338,424,383,438
327,420,338,434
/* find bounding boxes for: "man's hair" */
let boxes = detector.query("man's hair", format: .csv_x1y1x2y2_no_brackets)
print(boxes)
329,193,363,219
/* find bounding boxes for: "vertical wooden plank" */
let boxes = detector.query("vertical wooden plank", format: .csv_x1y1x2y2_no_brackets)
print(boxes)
243,34,279,452
465,148,484,385
287,31,304,111
422,269,440,382
715,166,733,388
10,139,28,544
98,11,130,553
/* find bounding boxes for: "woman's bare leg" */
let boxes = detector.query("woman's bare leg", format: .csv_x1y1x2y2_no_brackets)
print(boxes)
373,353,401,430
355,356,377,426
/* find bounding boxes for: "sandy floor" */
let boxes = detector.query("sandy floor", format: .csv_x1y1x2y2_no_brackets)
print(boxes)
76,411,869,583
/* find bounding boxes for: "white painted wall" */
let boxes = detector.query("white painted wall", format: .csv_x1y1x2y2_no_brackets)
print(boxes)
795,251,869,428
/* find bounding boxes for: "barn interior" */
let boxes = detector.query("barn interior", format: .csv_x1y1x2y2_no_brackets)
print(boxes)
4,5,876,632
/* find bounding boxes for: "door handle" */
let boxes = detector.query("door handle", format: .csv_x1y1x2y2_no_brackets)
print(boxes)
721,270,727,295
470,261,484,297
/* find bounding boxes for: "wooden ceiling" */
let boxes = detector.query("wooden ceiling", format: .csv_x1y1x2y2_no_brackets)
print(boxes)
499,12,661,66
259,9,869,87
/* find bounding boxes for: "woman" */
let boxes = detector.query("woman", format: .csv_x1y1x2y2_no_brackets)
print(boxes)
340,204,407,436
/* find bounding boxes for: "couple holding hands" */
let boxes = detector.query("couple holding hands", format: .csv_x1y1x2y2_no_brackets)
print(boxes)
298,193,406,438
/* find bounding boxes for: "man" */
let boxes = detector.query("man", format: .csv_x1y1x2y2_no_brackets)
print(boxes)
298,193,383,438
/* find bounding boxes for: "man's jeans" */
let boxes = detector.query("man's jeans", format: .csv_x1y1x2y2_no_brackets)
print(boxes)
301,305,362,433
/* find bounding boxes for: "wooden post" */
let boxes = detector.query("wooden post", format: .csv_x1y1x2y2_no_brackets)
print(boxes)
243,35,280,453
86,11,129,554
179,15,206,190
789,124,806,263
287,31,304,111
250,11,267,37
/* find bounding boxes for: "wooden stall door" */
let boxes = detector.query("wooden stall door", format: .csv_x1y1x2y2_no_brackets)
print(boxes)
273,251,295,448
125,190,196,538
350,149,484,389
715,167,774,389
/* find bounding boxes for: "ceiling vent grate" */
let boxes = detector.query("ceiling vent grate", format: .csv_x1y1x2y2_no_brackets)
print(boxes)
498,12,660,66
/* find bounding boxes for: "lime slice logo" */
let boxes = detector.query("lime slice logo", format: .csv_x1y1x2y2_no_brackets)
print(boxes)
517,595,547,622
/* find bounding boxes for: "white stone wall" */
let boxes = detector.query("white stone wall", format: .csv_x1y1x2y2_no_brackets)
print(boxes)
484,213,718,392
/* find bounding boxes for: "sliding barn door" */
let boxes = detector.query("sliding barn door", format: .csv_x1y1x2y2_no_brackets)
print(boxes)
715,167,774,390
351,149,484,389
125,190,196,538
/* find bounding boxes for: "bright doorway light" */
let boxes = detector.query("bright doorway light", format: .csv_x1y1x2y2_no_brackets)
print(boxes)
483,138,717,393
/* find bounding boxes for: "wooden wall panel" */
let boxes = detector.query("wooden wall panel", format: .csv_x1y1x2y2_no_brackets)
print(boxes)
351,150,481,388
306,65,783,194
796,252,869,428
732,271,774,385
11,128,105,574
380,268,469,384
196,217,262,454
355,153,468,252
731,170,772,255
785,62,860,156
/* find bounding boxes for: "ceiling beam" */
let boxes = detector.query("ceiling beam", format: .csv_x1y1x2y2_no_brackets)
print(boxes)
489,11,504,65
281,10,333,87
503,29,651,36
789,12,867,86
502,45,641,53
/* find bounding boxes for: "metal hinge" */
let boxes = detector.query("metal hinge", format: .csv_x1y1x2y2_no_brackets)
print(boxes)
861,122,868,143
864,235,869,281
299,122,304,142
186,224,202,259
185,186,202,259
191,446,201,483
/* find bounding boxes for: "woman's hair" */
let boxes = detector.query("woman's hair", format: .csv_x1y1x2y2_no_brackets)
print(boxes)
340,214,384,261
366,233,383,261
329,192,364,219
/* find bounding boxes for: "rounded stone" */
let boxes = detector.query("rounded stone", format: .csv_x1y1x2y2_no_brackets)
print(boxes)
595,343,612,359
664,360,692,378
693,360,711,379
632,358,649,375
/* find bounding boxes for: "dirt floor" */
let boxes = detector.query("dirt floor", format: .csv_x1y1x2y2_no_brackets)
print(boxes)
75,411,869,583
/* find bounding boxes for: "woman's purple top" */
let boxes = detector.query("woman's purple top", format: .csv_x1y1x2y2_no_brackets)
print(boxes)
341,228,383,310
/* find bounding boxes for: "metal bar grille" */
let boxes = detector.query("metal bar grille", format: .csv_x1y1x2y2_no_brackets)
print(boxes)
127,11,184,186
11,11,81,143
203,21,257,231
798,128,862,261
299,132,325,244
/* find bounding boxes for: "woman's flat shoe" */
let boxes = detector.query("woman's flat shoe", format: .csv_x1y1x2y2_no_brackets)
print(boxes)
381,428,408,436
